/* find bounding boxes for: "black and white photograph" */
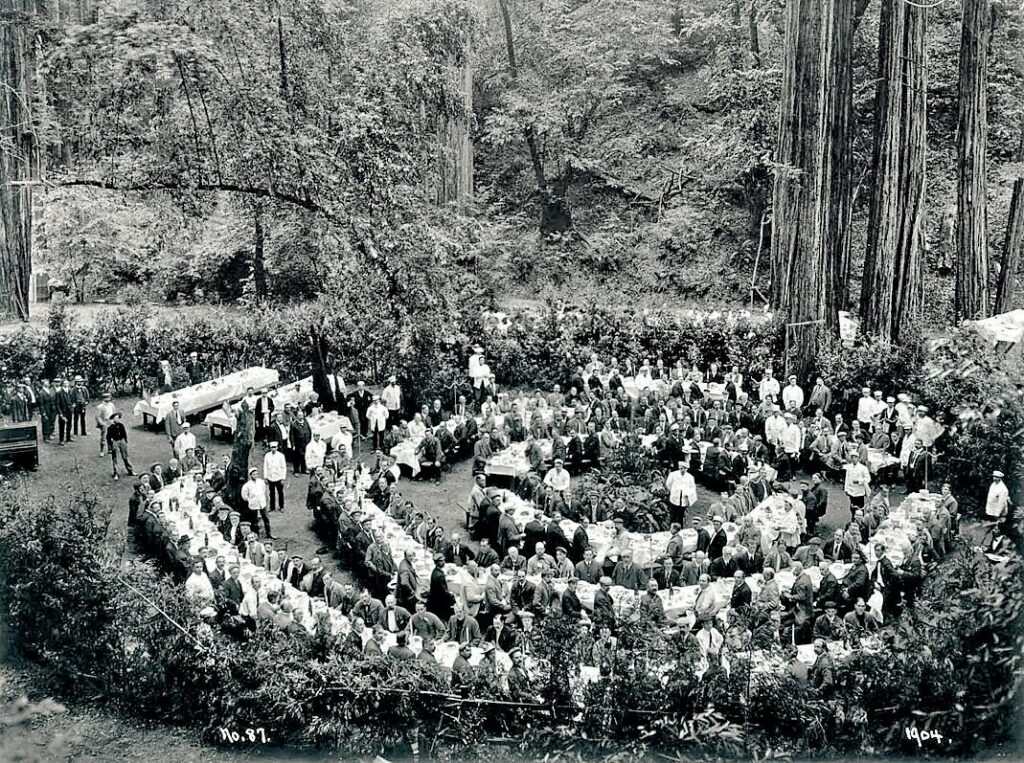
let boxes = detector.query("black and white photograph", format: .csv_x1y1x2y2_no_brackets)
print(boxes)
1,0,1022,761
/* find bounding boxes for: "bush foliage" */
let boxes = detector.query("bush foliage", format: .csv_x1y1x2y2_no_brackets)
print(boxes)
1,485,1021,759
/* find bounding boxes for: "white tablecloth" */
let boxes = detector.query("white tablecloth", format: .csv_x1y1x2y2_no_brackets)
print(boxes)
203,376,318,433
134,367,280,422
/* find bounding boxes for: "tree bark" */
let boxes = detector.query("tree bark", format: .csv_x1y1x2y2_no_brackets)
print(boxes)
496,0,570,237
954,0,992,322
860,0,927,342
770,0,853,375
748,0,760,67
251,202,268,301
223,400,254,511
0,1,38,321
994,124,1024,314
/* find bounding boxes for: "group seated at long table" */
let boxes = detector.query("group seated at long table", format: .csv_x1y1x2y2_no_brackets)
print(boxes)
133,367,280,426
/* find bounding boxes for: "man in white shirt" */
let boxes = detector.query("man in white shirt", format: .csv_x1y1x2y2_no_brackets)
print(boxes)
469,344,488,404
856,387,875,428
305,431,327,472
779,412,803,481
843,452,871,509
331,416,354,460
764,407,786,459
406,410,427,441
173,422,197,461
263,442,288,512
758,369,780,403
238,577,263,622
895,393,914,431
985,470,1010,523
94,392,117,456
185,559,215,608
367,395,390,450
665,460,697,525
913,405,942,448
543,459,571,503
381,375,402,426
241,467,274,539
781,375,804,410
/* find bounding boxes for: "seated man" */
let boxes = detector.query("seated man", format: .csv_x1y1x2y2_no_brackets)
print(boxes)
416,429,444,483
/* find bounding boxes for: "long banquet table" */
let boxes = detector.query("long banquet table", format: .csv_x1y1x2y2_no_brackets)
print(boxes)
134,367,280,425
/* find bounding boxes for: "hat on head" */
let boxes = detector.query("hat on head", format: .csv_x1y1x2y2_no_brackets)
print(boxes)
823,600,837,610
308,557,322,567
713,515,724,523
178,534,191,544
269,441,279,447
472,344,484,352
388,374,397,382
182,421,191,428
916,405,928,413
110,411,122,419
886,396,895,403
810,537,822,545
482,642,495,653
993,470,1005,478
248,467,258,475
74,375,83,382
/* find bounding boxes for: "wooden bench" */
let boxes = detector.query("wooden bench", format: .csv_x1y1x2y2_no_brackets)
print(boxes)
0,423,39,470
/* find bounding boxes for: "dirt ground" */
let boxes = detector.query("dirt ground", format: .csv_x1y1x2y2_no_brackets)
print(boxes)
0,392,871,760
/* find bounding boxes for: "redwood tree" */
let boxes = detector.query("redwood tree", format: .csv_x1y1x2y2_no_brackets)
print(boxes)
223,401,254,511
994,123,1024,314
860,0,927,341
770,0,855,375
0,0,37,321
954,0,993,322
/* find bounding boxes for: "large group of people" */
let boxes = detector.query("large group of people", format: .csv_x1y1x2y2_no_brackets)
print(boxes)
5,344,1012,702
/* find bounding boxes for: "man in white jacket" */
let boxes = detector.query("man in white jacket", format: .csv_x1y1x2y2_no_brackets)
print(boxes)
241,467,273,539
665,460,697,526
262,444,287,513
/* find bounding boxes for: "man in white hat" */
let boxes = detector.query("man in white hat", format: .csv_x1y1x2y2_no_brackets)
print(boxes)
366,394,389,451
985,470,1010,523
173,421,196,460
468,343,486,404
305,430,327,472
263,441,287,511
241,467,273,539
381,374,402,426
856,386,875,428
782,375,804,411
779,411,803,481
665,459,697,526
758,368,780,404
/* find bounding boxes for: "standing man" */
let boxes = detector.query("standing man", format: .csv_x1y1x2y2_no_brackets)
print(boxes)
55,378,75,445
665,460,697,526
254,389,275,443
37,379,57,442
469,344,488,405
241,467,273,539
174,421,196,461
185,352,203,385
985,470,1011,538
106,411,134,480
856,387,875,430
782,375,804,411
289,410,313,474
381,375,402,427
164,400,187,456
351,381,373,435
366,395,390,451
72,375,90,438
263,441,288,512
305,430,327,472
808,377,832,415
843,451,871,510
95,392,116,456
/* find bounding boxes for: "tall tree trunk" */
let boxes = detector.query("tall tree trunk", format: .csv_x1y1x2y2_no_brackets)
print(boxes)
0,0,37,321
748,0,761,67
496,0,570,237
860,0,927,341
770,0,853,376
994,125,1024,313
954,0,992,322
223,401,254,511
251,202,268,301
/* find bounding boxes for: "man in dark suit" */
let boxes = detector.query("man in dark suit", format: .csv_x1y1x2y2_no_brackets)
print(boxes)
592,576,616,630
164,401,186,454
653,557,681,590
427,556,455,621
824,530,853,562
842,552,873,611
693,516,711,554
289,411,313,474
813,601,845,640
443,533,475,566
544,513,570,556
509,569,536,612
708,516,727,560
268,414,292,463
222,565,245,613
55,379,75,444
208,556,228,590
560,577,583,620
382,595,412,633
729,570,752,611
816,562,844,610
351,381,373,435
574,547,603,584
351,590,386,628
